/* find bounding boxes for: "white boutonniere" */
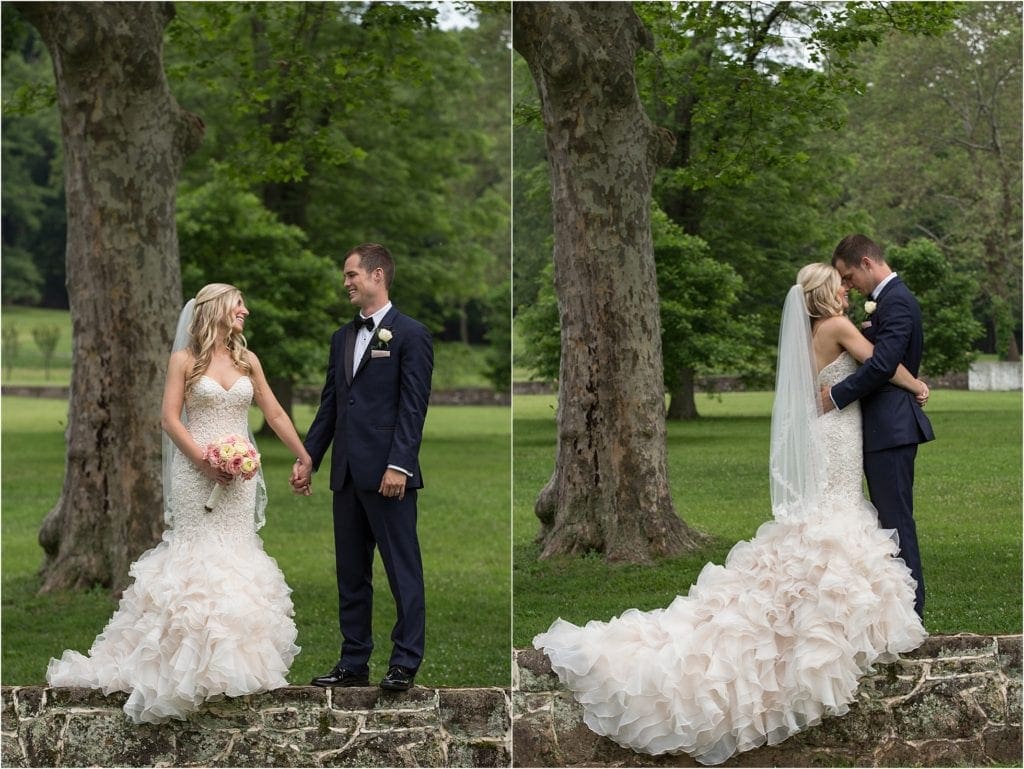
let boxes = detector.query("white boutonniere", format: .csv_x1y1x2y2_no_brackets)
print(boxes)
864,301,877,315
375,327,393,350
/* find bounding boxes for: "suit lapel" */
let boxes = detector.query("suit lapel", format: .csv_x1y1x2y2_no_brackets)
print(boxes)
344,325,356,386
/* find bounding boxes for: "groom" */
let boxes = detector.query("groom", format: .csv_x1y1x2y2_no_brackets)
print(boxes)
822,234,934,619
292,243,433,690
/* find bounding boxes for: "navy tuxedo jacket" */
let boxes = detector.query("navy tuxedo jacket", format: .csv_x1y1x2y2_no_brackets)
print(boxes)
831,276,935,452
305,306,433,491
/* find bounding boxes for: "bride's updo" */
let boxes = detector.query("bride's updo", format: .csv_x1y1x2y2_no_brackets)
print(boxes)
185,283,252,392
797,263,844,320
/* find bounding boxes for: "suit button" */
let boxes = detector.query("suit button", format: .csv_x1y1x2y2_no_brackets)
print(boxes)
349,398,355,405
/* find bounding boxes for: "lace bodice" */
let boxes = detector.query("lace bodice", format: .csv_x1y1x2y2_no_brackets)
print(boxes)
817,353,865,507
169,376,260,542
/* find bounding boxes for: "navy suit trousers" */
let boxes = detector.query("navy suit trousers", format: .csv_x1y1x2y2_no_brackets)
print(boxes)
332,471,425,672
864,444,924,619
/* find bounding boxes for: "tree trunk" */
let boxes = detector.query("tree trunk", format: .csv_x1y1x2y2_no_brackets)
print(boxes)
666,367,699,420
515,2,708,564
20,1,205,593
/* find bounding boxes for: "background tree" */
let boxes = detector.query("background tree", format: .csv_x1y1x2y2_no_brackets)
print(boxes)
1,6,65,308
885,239,985,376
634,2,959,416
831,2,1022,360
30,325,59,381
514,2,707,563
176,176,341,426
16,1,205,593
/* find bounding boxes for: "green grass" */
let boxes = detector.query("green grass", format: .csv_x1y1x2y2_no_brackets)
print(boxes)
1,397,510,687
513,390,1022,645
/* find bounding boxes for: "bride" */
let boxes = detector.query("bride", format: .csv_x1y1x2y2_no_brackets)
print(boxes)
533,263,929,765
47,283,308,724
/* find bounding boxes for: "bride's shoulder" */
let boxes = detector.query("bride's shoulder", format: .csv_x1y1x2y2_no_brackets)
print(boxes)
815,314,856,338
168,349,193,370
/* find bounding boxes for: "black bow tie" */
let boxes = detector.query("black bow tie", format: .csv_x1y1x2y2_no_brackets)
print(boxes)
354,315,375,332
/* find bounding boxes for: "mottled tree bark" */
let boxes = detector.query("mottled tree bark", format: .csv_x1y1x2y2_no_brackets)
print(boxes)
514,2,707,563
19,1,205,593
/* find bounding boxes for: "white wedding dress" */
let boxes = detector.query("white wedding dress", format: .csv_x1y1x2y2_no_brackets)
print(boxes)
47,375,300,724
534,353,926,765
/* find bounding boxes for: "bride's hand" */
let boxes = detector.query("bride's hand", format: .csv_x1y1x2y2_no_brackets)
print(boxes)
198,461,232,485
914,379,930,406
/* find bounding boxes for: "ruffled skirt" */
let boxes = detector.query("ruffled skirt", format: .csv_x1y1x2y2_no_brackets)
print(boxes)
533,504,925,765
47,529,300,724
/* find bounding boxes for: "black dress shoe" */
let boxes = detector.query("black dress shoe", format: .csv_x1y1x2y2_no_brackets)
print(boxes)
310,664,369,688
380,664,416,691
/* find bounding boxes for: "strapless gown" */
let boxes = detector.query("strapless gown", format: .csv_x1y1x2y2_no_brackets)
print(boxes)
47,375,300,724
533,353,926,765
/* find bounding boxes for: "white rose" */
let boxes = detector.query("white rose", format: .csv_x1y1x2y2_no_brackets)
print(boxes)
864,301,877,315
377,328,393,343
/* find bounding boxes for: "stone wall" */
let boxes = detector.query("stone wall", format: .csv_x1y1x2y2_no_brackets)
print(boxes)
1,685,509,767
514,634,1022,767
969,361,1023,391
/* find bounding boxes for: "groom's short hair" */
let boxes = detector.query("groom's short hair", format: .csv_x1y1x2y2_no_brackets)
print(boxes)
348,243,395,289
832,234,885,267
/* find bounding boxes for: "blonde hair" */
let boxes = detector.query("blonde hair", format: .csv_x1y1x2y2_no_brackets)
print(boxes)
797,263,845,320
185,283,252,392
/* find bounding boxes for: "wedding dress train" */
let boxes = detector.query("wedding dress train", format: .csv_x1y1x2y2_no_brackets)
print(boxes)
533,353,926,765
47,376,300,724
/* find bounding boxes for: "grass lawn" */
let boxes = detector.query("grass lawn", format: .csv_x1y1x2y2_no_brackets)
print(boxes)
513,390,1022,646
2,397,511,688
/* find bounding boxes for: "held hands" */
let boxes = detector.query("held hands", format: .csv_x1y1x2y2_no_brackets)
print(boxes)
379,468,408,501
290,458,313,496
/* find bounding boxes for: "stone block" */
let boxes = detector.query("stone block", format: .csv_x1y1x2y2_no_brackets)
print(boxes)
858,660,925,699
511,699,557,767
996,635,1023,677
1,726,25,768
799,699,893,749
171,725,238,767
446,740,511,768
1,689,18,734
225,730,308,768
46,686,126,710
60,712,175,767
982,724,1023,763
913,634,995,660
319,731,446,767
927,655,1001,678
261,705,330,731
515,649,561,693
328,686,382,711
965,676,1010,724
439,688,509,740
1007,675,1022,726
13,687,46,720
891,679,978,741
21,713,64,767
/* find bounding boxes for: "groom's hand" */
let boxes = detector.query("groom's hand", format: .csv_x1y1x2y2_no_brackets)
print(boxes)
378,468,408,501
820,386,836,414
290,459,313,496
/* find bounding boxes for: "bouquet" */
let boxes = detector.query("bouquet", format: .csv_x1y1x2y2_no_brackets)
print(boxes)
202,434,261,511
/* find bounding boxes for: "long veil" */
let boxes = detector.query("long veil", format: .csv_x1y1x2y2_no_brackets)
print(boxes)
769,285,826,522
161,299,267,529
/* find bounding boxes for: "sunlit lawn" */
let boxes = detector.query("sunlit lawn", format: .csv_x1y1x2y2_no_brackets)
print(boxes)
2,397,511,688
513,390,1022,645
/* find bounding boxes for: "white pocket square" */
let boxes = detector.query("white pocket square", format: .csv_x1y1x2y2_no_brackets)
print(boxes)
371,350,391,358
